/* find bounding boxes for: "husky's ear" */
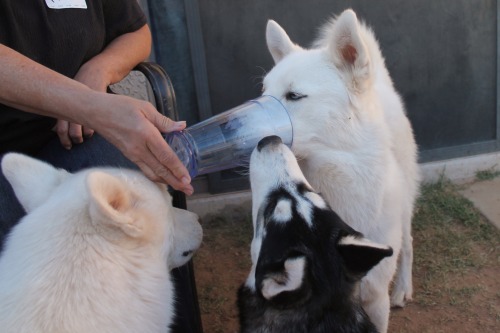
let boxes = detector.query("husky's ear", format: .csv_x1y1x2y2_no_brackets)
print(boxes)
1,153,69,212
266,20,301,63
337,235,393,278
327,9,371,93
87,171,144,238
257,255,310,301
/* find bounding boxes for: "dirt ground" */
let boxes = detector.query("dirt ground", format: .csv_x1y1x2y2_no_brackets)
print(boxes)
193,181,500,333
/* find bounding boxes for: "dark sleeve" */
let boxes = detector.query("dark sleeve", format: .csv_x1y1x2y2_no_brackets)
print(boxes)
103,0,148,44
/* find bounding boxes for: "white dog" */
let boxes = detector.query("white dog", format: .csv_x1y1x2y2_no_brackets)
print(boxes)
262,9,419,332
0,153,203,333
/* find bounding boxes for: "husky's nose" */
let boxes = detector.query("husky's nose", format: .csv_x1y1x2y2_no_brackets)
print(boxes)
257,135,283,151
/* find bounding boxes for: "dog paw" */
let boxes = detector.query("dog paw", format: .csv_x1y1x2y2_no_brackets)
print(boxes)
390,290,412,308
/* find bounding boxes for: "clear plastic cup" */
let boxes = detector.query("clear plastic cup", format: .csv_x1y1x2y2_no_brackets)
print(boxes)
164,95,292,178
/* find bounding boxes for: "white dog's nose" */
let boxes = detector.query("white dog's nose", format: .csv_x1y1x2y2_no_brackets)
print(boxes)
257,135,283,151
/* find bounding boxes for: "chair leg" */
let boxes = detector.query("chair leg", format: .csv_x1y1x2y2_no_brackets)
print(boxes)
134,62,204,333
170,260,204,333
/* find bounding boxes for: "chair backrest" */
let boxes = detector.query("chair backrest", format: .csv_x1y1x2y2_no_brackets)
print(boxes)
109,70,156,105
110,63,178,119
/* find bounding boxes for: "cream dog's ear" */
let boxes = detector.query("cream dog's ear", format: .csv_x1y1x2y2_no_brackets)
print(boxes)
327,9,372,93
86,171,144,238
266,20,302,64
1,153,69,212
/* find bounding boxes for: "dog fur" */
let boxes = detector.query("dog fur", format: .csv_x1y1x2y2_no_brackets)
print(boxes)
261,9,420,332
238,136,393,333
0,153,202,333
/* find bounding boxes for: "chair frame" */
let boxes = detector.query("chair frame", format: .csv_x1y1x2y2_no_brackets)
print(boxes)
133,62,204,333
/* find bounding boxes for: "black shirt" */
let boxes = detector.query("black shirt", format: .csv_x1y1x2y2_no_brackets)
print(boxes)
0,0,147,155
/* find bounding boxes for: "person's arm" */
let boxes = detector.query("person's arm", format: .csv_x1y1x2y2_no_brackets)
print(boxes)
55,24,152,148
0,44,193,195
77,24,152,91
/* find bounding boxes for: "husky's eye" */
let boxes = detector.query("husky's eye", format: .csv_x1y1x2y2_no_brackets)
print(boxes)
286,92,306,101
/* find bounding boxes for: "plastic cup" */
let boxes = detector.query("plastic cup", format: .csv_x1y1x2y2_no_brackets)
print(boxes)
164,95,292,178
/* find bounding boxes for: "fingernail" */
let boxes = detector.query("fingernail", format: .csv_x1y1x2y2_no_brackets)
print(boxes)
174,121,186,130
181,176,191,185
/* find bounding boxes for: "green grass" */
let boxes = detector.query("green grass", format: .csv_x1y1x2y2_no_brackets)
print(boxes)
412,177,500,307
194,207,254,333
202,211,253,249
198,284,230,315
475,166,500,181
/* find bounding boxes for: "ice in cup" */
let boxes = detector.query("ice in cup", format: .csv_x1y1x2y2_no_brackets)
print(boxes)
164,95,293,178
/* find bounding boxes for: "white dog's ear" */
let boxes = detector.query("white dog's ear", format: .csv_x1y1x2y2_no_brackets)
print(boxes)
259,256,307,300
87,171,143,238
1,153,69,212
337,235,393,278
327,9,371,93
266,20,301,63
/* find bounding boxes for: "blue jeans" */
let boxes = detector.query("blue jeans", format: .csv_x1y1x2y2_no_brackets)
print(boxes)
0,134,136,251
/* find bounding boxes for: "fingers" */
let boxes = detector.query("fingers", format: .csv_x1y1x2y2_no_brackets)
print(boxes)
83,126,95,139
54,119,94,150
153,112,186,133
134,148,193,195
54,120,72,150
136,156,194,196
68,123,84,144
146,135,194,195
140,108,193,193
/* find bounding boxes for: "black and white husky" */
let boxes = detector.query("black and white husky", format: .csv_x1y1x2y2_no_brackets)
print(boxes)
238,136,393,333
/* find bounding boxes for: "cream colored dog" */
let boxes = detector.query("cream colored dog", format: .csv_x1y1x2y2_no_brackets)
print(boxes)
0,153,202,333
262,9,420,332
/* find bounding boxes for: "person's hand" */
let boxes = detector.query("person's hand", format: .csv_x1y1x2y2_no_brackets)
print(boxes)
90,92,194,195
53,61,107,149
63,60,193,194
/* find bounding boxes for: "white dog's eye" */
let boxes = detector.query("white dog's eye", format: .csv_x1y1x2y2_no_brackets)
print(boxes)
286,92,307,101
